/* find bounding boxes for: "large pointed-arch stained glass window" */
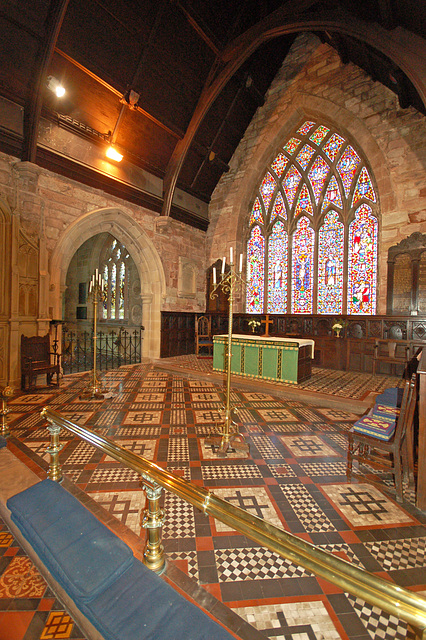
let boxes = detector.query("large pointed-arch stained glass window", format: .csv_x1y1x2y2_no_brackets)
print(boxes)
246,119,378,315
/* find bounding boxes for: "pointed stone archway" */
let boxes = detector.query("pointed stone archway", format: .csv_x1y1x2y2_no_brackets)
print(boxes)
49,207,166,359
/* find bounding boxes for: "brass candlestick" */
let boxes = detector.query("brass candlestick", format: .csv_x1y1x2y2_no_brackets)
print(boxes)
0,386,13,437
206,253,249,458
80,275,105,400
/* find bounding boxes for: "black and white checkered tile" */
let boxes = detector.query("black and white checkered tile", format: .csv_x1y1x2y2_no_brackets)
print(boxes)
280,484,336,532
215,547,313,581
363,537,426,571
163,493,195,539
346,594,408,640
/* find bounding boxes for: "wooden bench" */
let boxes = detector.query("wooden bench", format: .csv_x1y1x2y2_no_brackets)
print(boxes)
372,338,410,376
21,334,60,391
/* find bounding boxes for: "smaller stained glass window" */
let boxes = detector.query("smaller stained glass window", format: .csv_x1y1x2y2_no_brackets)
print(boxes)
283,137,301,155
322,133,345,162
260,172,276,212
352,167,376,206
283,166,302,208
297,121,316,135
246,226,265,313
337,146,361,197
347,204,378,315
270,192,287,223
321,175,343,213
309,125,330,145
308,156,330,204
271,153,288,177
296,144,316,170
249,198,264,226
318,211,344,314
268,221,288,313
294,184,314,217
291,217,315,314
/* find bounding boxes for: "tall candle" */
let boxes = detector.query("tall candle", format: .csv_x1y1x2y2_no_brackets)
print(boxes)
222,257,226,274
239,253,243,273
230,246,233,264
212,267,216,284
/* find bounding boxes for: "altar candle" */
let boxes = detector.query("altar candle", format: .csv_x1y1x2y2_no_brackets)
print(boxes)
212,267,216,284
89,281,92,293
230,246,233,264
95,268,98,279
222,257,226,274
239,253,243,273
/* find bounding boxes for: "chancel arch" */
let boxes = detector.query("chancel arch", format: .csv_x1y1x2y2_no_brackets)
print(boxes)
49,207,166,359
245,119,380,315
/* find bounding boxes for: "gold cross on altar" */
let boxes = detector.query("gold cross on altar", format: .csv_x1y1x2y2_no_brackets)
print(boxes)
261,314,273,336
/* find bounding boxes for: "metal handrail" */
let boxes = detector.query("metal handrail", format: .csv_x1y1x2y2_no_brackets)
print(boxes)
41,407,426,639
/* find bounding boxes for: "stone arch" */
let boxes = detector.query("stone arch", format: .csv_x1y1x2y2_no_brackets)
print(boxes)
49,207,166,359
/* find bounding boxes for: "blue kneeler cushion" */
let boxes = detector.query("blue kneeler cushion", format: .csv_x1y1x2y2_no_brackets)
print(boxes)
7,479,234,640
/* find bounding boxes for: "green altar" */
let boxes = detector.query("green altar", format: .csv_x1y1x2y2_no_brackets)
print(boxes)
213,334,314,384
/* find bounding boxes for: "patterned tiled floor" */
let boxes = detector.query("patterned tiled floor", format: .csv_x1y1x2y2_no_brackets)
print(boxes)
1,361,425,640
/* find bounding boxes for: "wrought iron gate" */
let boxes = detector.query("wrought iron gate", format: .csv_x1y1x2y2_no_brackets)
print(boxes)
62,328,142,374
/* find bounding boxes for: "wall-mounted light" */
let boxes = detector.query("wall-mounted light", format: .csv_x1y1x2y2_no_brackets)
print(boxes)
47,75,65,98
106,146,123,162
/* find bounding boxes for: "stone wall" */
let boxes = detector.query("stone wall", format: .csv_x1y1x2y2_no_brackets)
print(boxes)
207,33,426,314
0,151,207,382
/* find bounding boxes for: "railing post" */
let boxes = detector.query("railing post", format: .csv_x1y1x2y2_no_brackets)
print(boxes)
0,387,13,437
141,480,165,574
46,422,63,482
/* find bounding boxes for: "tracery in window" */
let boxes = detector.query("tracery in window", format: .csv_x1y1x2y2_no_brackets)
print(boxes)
100,237,129,321
246,120,378,315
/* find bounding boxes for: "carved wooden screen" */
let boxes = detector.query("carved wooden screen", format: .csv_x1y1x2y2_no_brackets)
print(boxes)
387,233,426,315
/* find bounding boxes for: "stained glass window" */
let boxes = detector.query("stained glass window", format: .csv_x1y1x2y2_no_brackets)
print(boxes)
249,198,264,225
318,211,344,314
296,145,315,170
246,120,378,315
260,172,276,212
310,125,330,145
347,204,378,315
283,166,301,208
283,137,301,155
291,217,314,314
246,226,265,313
268,221,288,313
294,184,314,216
99,236,129,321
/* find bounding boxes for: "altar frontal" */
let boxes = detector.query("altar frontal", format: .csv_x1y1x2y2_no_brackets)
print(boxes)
213,334,314,384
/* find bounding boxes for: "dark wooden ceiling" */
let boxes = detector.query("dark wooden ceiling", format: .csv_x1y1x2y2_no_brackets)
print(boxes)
0,0,425,227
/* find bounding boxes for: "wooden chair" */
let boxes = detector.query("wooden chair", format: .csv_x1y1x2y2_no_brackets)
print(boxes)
21,334,60,391
195,315,213,357
346,374,417,503
372,339,410,376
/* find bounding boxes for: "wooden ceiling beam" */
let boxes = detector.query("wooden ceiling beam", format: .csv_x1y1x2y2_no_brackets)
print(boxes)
22,0,70,163
161,6,426,218
55,49,182,140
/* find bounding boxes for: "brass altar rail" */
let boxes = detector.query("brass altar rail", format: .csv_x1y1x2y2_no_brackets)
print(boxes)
41,407,426,640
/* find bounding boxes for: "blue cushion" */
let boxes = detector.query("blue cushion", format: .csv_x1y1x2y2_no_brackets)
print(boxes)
7,479,134,602
0,436,7,448
374,387,403,407
82,559,234,640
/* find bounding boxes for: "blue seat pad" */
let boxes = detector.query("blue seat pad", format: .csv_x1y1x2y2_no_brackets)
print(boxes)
83,559,234,640
7,479,133,602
